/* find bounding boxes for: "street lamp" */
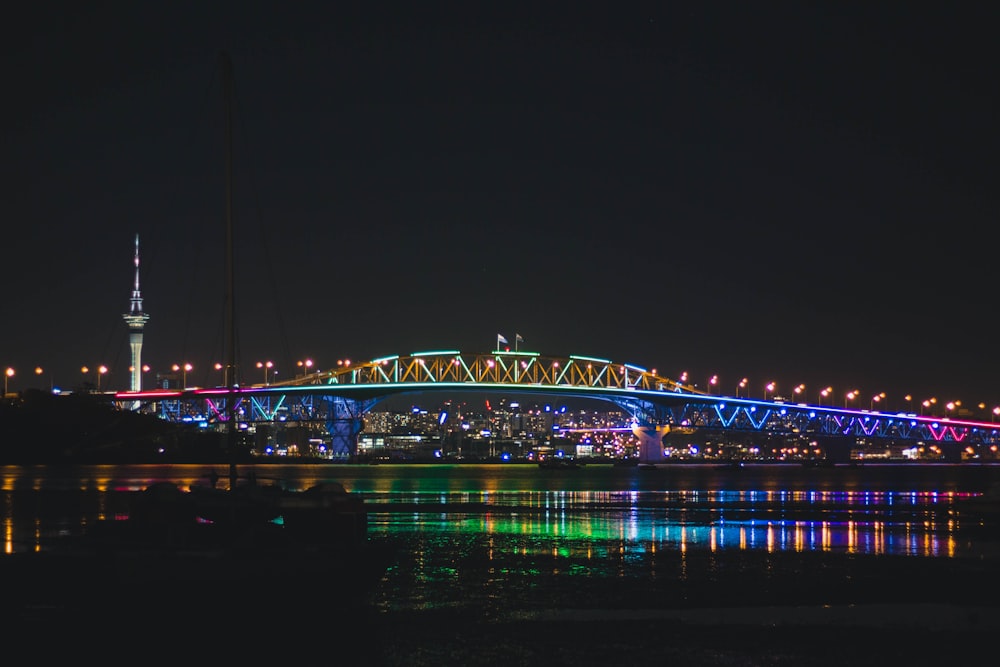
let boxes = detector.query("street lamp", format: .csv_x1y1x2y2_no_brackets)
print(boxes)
764,381,775,400
3,367,13,396
708,375,718,395
83,365,108,391
845,390,859,409
819,386,833,406
128,364,151,390
172,363,192,389
993,406,1000,423
923,397,937,416
905,394,913,414
737,378,748,398
256,360,274,385
792,384,805,402
297,358,314,378
870,392,885,411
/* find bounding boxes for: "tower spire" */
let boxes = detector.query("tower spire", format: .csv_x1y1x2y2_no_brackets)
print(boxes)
129,233,144,315
122,233,151,394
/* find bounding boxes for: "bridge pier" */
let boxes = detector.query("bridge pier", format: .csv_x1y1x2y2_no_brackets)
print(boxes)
632,424,670,463
324,395,378,460
815,436,854,464
939,441,964,463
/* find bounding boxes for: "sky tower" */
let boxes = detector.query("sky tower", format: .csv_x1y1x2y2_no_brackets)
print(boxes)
122,234,150,392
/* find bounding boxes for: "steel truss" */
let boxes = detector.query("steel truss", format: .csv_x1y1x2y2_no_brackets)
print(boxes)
117,350,1000,456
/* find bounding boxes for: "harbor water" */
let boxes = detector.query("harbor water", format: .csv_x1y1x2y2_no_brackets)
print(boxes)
4,462,1000,664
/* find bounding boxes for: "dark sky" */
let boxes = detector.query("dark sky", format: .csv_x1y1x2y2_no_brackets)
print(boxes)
2,2,998,411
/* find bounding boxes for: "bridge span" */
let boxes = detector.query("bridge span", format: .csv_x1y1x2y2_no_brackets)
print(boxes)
115,350,1000,461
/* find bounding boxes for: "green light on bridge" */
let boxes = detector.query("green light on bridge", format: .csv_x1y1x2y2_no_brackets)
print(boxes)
370,355,400,364
411,350,462,357
569,355,612,364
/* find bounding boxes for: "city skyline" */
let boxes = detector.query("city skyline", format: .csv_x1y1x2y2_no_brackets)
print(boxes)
3,3,998,406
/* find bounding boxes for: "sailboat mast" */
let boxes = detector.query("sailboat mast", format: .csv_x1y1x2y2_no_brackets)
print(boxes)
221,51,238,489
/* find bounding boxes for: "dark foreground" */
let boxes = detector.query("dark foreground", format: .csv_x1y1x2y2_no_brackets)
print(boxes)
5,467,1000,665
371,548,999,667
7,546,999,666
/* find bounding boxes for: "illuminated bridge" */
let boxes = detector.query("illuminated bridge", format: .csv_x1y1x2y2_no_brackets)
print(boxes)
116,349,1000,461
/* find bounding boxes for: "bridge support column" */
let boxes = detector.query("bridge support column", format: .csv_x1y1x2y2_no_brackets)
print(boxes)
324,396,378,460
939,442,964,463
816,436,853,464
632,424,670,463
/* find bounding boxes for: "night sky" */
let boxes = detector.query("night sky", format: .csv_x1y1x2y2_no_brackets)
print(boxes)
3,3,998,411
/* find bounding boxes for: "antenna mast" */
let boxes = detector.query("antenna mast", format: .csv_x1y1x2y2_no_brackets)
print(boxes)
221,51,239,489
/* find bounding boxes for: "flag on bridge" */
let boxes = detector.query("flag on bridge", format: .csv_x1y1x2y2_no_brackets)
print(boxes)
515,333,523,351
497,333,508,349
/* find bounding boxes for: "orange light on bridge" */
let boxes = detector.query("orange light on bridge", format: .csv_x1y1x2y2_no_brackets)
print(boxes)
256,360,274,384
819,386,833,405
172,363,193,389
845,390,859,408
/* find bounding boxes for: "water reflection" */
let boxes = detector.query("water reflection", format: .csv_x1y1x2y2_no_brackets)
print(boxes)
2,463,994,563
367,490,963,560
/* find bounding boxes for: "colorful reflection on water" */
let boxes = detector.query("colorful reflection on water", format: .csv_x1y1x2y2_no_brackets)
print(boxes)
4,462,999,617
366,488,967,559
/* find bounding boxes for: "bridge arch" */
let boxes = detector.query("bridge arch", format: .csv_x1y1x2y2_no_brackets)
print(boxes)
116,349,1000,461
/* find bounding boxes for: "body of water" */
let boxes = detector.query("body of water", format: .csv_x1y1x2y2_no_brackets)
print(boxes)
4,461,1000,663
